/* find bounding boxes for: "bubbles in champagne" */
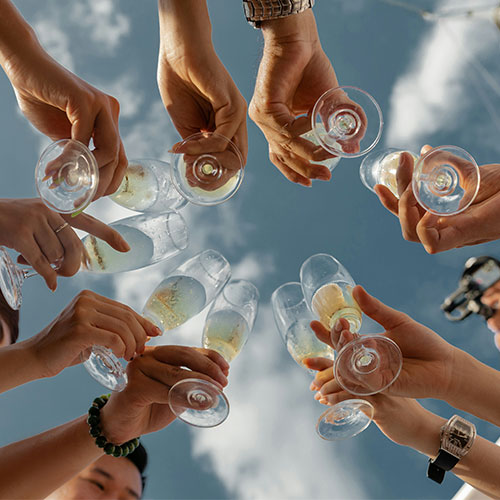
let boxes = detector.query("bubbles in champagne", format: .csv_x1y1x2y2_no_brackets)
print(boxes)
110,163,159,211
82,225,154,273
143,275,207,332
286,319,335,369
202,309,249,363
312,283,362,331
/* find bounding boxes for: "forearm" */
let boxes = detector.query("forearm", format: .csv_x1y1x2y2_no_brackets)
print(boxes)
0,416,103,499
0,340,43,394
404,409,500,498
446,349,500,427
0,0,40,72
158,0,212,58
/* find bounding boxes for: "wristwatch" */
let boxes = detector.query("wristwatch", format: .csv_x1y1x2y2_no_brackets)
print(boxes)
427,415,476,484
242,0,315,28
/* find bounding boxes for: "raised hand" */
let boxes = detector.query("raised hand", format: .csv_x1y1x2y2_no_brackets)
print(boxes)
0,198,129,290
375,146,500,253
99,345,230,444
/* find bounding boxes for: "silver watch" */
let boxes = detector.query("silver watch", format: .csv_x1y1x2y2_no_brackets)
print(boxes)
242,0,315,28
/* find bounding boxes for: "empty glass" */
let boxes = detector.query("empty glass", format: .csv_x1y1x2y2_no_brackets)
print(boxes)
271,282,373,440
110,159,188,213
300,86,384,172
300,254,402,397
170,132,244,206
169,279,259,427
35,139,99,215
360,146,480,215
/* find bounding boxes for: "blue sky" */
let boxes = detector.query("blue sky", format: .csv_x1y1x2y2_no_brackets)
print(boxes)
1,0,500,498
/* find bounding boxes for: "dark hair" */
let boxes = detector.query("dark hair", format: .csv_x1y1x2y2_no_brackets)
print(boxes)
0,290,19,344
125,443,148,493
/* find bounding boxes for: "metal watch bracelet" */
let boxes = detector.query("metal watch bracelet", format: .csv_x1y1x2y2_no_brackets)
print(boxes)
243,0,315,28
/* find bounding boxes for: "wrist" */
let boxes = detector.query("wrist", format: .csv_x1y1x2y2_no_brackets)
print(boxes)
405,408,446,457
261,8,318,44
158,0,212,61
98,396,135,445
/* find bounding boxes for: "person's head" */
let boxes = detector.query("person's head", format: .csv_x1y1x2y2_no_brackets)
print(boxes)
46,444,148,499
0,290,19,347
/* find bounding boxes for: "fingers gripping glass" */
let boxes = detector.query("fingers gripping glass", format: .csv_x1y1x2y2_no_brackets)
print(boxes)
271,282,373,441
170,132,244,206
300,254,402,397
300,86,384,172
35,139,99,215
360,146,480,215
168,279,259,428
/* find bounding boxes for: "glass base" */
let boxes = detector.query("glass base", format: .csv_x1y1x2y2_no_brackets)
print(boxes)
170,132,244,206
168,378,229,428
82,346,128,392
0,247,23,310
334,335,402,396
316,399,374,440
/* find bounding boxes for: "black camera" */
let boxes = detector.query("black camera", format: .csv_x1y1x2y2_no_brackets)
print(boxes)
441,256,500,322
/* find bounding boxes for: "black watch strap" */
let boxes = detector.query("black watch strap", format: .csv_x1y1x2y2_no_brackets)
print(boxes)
427,450,460,484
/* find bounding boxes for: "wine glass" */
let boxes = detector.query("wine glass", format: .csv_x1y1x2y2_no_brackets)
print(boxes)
0,210,189,314
360,146,480,215
299,86,384,172
300,254,402,397
84,249,230,393
168,279,259,427
271,282,374,440
170,132,244,206
35,139,99,215
110,159,188,213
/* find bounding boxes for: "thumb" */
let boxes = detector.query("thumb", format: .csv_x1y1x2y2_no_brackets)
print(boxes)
303,357,334,372
353,286,408,330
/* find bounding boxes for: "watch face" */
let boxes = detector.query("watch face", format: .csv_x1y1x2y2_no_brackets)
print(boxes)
446,419,473,456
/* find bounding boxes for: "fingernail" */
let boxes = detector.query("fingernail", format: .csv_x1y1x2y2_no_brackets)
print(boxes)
42,174,52,182
334,320,342,333
152,326,162,336
120,240,131,252
314,393,321,401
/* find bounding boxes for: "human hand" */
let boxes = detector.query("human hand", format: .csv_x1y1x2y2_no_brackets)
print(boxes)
304,356,439,448
249,10,364,186
99,345,230,443
309,286,458,400
481,281,500,349
0,198,130,290
2,36,127,199
26,290,161,378
375,146,500,253
157,0,247,170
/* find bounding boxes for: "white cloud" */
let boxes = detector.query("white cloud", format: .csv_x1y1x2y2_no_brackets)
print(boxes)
97,73,144,120
32,18,74,72
385,0,500,151
68,0,130,54
188,305,367,499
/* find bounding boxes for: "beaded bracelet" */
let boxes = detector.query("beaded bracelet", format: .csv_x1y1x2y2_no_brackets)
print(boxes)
87,394,140,458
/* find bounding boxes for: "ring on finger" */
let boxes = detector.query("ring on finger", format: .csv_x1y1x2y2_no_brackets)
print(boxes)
54,222,69,234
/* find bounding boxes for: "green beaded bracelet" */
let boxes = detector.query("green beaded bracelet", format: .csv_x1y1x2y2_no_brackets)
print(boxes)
87,394,140,458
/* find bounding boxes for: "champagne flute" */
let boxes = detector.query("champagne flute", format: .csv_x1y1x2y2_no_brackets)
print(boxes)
300,254,402,397
84,249,230,393
0,211,188,312
300,86,384,172
360,146,480,215
170,132,244,206
35,139,99,215
271,282,373,440
110,159,188,213
168,279,259,427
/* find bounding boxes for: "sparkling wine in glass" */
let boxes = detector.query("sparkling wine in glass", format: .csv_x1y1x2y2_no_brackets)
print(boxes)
300,254,402,397
299,86,384,172
35,139,99,215
360,146,480,215
170,132,244,206
168,279,259,427
271,282,373,440
110,159,187,213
